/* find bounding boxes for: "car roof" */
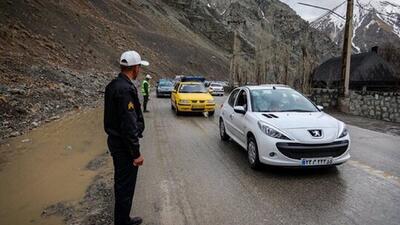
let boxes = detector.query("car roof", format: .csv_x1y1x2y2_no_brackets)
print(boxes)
241,84,291,90
179,81,203,85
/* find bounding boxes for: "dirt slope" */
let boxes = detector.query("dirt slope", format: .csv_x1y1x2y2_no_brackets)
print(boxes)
0,0,228,75
0,0,229,139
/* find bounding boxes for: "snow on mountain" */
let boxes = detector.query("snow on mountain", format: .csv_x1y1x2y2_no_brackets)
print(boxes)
283,0,400,53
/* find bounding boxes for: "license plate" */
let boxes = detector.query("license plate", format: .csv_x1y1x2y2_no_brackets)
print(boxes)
192,104,204,109
301,157,333,166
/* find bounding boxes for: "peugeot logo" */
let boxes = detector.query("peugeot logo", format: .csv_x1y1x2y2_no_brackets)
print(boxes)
308,129,323,138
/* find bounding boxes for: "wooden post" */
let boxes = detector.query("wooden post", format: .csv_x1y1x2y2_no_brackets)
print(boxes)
228,20,245,88
340,0,353,97
229,30,238,88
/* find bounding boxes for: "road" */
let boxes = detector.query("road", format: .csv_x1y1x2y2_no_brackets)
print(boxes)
134,94,400,225
0,94,399,225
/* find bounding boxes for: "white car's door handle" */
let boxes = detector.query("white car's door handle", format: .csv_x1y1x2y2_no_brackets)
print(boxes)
229,113,234,120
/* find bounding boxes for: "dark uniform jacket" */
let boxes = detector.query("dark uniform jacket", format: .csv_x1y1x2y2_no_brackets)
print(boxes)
104,73,145,158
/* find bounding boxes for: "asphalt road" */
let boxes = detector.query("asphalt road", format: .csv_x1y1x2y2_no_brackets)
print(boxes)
133,94,400,225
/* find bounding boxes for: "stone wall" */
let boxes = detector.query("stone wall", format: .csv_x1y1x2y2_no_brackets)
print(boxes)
349,91,400,122
309,88,339,109
310,88,400,123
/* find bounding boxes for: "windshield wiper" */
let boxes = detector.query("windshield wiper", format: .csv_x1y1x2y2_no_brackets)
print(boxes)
279,109,315,112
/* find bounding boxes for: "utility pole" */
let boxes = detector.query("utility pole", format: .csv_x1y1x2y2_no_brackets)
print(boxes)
340,0,353,97
229,30,239,88
228,20,246,88
298,1,353,111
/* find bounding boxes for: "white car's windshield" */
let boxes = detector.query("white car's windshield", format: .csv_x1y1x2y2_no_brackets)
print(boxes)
159,80,173,87
250,89,318,112
179,84,207,93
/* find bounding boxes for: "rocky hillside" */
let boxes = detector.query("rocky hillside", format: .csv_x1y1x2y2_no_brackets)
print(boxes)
164,0,339,88
0,0,337,140
310,0,400,53
0,0,229,140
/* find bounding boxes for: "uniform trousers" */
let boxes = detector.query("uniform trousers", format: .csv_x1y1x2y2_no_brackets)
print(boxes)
111,150,139,225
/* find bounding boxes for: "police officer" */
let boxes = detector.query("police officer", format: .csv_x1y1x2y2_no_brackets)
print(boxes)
141,74,152,112
104,50,149,225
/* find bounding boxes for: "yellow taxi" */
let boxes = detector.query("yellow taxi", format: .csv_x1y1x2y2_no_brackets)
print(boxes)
171,82,216,116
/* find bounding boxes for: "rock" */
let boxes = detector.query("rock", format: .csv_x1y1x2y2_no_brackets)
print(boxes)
32,121,39,127
9,88,26,95
10,131,21,137
21,139,31,143
50,115,61,120
15,106,29,114
65,145,73,151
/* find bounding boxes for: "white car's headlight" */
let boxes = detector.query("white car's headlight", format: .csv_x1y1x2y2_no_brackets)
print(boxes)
179,100,191,104
338,125,348,138
257,121,291,140
207,100,215,103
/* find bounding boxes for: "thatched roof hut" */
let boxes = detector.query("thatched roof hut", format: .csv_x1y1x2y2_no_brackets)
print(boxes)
312,48,399,91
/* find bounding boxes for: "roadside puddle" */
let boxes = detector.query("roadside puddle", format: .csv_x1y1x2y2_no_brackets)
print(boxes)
0,108,107,225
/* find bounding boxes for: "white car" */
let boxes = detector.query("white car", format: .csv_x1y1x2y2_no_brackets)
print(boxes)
209,82,224,96
219,85,350,169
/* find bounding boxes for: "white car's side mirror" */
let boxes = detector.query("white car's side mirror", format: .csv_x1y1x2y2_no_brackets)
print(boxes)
317,105,324,111
234,106,246,114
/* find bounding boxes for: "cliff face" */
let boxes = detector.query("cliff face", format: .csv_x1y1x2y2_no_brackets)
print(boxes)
162,0,339,89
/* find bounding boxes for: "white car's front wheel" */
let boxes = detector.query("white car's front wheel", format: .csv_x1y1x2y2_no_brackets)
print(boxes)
219,119,229,141
247,135,261,169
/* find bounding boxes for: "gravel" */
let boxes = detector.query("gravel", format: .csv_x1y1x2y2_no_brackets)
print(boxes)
0,62,113,141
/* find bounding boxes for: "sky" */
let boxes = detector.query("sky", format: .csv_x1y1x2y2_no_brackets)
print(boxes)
279,0,345,21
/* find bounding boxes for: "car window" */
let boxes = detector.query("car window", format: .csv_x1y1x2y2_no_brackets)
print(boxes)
228,89,239,107
159,80,173,87
250,88,318,112
235,90,248,111
179,83,207,93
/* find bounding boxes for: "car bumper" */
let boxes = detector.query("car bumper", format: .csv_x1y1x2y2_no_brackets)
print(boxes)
211,90,224,95
256,134,351,167
177,103,216,112
157,91,172,96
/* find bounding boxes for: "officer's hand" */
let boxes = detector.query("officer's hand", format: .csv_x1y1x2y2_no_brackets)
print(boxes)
133,155,144,166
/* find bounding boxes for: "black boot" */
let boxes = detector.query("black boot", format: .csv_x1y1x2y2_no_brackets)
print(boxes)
127,216,143,225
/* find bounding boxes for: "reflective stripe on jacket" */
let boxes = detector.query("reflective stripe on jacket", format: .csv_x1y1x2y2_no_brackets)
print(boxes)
141,80,149,96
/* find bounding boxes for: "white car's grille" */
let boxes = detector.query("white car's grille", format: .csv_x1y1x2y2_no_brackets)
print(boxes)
276,140,349,159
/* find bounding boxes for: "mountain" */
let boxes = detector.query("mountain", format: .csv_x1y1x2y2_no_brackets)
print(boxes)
163,0,339,87
0,0,230,139
309,0,400,53
0,0,337,139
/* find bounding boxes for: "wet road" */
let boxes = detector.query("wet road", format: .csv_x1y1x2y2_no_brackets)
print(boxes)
134,94,400,225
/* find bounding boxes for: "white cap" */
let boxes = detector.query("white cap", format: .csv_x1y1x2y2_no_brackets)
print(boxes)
120,50,149,66
145,74,152,79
